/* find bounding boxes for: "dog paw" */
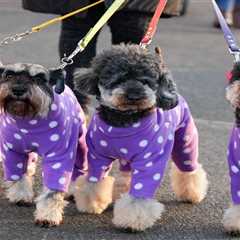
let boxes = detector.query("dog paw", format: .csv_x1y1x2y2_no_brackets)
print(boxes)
223,205,240,234
74,175,115,214
113,193,164,231
170,163,208,203
6,175,34,204
16,200,33,207
35,219,63,228
113,171,131,201
35,189,67,228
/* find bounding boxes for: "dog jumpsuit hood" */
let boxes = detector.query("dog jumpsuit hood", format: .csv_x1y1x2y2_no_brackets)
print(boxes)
0,86,88,192
86,95,198,198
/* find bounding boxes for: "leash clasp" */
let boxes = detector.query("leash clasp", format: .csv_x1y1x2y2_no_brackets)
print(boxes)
0,30,33,47
229,48,240,63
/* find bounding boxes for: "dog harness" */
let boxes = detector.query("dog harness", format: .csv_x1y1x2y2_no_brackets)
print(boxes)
0,86,87,192
86,95,199,199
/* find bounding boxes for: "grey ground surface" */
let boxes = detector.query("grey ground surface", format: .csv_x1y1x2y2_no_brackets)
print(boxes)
0,1,239,239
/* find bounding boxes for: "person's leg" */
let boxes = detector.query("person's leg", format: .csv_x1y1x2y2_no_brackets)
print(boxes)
214,0,234,27
59,5,105,89
108,11,152,45
216,0,235,11
233,0,240,28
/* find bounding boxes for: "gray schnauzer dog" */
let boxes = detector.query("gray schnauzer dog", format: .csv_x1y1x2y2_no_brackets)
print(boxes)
223,62,240,234
73,44,208,231
0,63,87,227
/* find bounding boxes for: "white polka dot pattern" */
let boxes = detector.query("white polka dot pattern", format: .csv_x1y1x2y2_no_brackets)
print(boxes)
17,163,23,169
58,177,66,185
52,162,62,169
6,142,13,149
29,120,38,125
144,152,152,159
158,136,163,144
14,133,22,140
100,140,108,147
20,129,28,134
89,176,98,182
120,148,128,154
139,140,148,147
49,121,58,128
145,161,153,167
50,134,60,142
153,173,161,181
134,183,143,190
51,103,57,111
231,165,239,174
133,122,141,128
11,175,20,180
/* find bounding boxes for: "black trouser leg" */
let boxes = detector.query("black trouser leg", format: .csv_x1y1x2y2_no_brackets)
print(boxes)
108,11,152,44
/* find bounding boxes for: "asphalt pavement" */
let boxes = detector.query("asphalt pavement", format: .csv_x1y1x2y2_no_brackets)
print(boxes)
0,1,239,239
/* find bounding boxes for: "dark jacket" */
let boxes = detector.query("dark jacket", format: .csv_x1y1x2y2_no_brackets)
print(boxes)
22,0,159,15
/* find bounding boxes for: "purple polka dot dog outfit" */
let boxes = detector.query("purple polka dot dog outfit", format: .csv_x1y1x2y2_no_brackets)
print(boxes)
0,86,87,192
86,95,199,199
227,127,240,204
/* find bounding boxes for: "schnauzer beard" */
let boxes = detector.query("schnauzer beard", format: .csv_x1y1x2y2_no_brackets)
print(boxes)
226,81,240,126
99,86,156,111
226,81,240,108
0,84,52,118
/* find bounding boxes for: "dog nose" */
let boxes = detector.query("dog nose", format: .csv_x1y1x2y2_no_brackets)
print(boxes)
126,91,145,101
126,93,141,101
12,86,27,97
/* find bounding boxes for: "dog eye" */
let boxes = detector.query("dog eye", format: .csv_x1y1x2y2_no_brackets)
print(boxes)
34,76,46,83
6,74,14,80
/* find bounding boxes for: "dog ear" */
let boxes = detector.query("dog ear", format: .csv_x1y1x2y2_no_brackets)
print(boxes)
74,68,99,96
230,62,240,82
154,48,178,110
156,70,179,110
49,68,66,94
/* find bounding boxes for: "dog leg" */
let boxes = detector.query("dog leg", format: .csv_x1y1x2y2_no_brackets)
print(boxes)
35,188,68,227
113,193,164,231
27,152,38,177
5,174,34,206
223,205,240,234
113,171,131,201
74,175,115,214
170,163,208,203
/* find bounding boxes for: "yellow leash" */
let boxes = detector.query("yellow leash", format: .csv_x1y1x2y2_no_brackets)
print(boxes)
0,0,104,46
55,0,127,93
59,0,126,68
32,0,104,32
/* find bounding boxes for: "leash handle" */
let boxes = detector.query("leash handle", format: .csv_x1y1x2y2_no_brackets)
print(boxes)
140,0,167,48
212,0,240,62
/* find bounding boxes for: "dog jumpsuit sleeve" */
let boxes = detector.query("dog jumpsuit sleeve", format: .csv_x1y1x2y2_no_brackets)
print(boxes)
42,118,82,193
1,142,28,181
171,98,199,172
129,145,171,199
227,126,240,204
71,122,88,182
86,133,114,183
